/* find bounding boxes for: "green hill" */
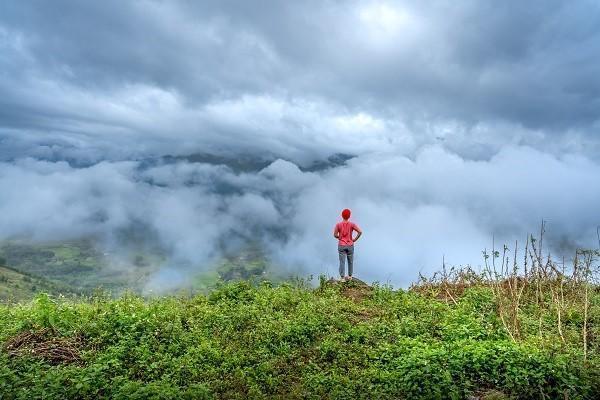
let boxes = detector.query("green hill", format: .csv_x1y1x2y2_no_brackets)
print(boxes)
0,276,598,399
0,265,76,302
0,239,290,300
0,239,160,296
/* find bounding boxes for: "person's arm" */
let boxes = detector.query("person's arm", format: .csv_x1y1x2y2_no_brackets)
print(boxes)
352,224,362,242
333,224,340,239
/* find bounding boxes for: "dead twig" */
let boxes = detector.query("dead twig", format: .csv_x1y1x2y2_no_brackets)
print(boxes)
3,328,84,365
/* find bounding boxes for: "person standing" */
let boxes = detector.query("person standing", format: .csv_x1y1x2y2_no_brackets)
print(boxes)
333,208,362,281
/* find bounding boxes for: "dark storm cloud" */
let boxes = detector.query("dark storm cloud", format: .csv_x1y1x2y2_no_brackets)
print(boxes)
0,1,283,99
1,0,600,162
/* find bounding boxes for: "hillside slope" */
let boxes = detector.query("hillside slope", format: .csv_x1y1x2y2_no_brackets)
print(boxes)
0,239,287,300
0,265,75,302
1,279,598,399
0,240,157,296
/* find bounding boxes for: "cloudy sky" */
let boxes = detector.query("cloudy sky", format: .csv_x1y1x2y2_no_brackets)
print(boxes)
1,1,599,286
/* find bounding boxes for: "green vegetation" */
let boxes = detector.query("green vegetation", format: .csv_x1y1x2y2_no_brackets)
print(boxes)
0,275,598,399
0,239,150,296
210,244,293,285
0,265,75,302
0,239,284,300
1,231,598,398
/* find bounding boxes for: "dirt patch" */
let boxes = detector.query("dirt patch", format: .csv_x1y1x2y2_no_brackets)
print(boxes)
3,328,84,365
353,307,384,322
342,286,372,302
325,277,374,302
468,389,510,400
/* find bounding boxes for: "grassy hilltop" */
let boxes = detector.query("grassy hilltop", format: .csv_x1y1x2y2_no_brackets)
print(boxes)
0,234,599,399
1,271,599,399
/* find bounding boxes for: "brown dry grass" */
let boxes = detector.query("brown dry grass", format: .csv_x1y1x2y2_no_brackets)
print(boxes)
3,328,84,365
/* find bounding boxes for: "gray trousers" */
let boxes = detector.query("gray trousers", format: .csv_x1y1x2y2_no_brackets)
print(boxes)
338,245,354,277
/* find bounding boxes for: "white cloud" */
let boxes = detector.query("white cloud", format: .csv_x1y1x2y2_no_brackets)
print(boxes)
357,2,422,47
3,144,598,288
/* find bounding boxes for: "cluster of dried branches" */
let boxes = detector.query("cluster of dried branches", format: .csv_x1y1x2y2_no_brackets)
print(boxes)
411,221,600,361
411,261,484,304
3,327,84,365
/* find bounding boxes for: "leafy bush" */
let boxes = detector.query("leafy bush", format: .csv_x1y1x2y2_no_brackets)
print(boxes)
0,281,598,399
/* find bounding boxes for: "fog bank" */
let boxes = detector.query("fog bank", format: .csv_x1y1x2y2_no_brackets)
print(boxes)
1,145,598,287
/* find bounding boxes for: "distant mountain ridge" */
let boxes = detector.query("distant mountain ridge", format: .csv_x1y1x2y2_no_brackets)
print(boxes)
10,151,356,174
138,152,355,173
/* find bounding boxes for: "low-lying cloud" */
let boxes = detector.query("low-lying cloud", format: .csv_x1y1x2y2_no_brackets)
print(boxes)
1,145,598,287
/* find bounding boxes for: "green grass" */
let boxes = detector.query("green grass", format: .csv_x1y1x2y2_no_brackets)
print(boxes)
0,280,598,399
0,239,126,293
0,240,285,300
0,266,76,302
